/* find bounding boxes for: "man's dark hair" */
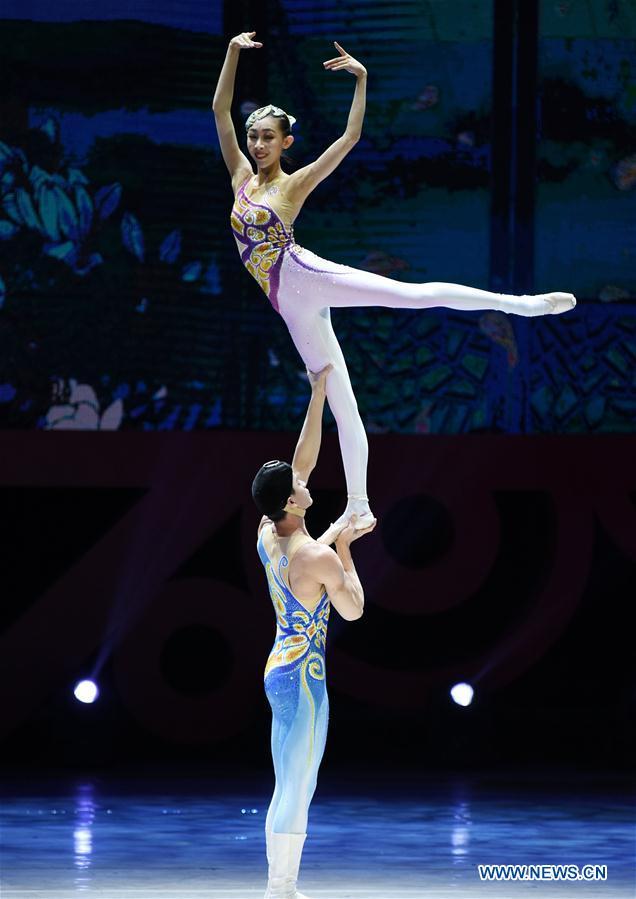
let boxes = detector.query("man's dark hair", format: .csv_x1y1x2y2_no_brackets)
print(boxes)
252,460,294,522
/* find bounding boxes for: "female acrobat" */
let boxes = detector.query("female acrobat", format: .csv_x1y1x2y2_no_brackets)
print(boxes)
212,31,576,542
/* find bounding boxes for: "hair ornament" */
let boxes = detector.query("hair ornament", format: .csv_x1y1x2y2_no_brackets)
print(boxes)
245,104,296,130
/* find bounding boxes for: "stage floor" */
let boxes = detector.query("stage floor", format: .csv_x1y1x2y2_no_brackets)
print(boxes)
1,766,634,898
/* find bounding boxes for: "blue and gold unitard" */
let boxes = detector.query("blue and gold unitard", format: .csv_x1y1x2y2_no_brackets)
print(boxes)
257,524,330,835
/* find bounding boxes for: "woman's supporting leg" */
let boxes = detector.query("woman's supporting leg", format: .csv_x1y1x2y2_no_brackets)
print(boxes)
325,358,372,529
279,303,373,532
318,314,371,525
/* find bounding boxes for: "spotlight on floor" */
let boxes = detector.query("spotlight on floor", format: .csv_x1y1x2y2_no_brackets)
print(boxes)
73,680,99,704
450,682,474,707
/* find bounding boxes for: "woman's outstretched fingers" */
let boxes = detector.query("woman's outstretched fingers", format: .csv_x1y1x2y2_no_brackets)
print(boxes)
324,42,365,77
232,30,262,48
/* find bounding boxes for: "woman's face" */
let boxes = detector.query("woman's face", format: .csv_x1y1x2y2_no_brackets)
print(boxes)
246,116,291,166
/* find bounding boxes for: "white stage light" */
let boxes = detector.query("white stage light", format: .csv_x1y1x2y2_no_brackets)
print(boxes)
74,680,99,704
450,682,474,707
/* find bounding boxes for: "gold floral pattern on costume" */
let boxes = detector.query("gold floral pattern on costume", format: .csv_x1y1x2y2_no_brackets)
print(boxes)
230,212,244,236
230,180,295,306
264,634,308,677
244,206,270,228
246,242,281,298
246,226,266,242
267,221,291,247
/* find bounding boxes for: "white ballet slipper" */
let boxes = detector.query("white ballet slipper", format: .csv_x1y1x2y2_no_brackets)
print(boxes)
317,512,375,546
335,495,374,529
505,291,577,316
542,291,577,314
350,510,376,530
316,493,376,545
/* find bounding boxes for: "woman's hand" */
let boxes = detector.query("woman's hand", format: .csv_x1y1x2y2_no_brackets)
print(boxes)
323,41,367,77
307,363,334,396
229,30,263,50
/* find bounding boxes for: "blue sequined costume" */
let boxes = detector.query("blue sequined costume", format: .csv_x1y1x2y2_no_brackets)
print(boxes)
257,524,330,835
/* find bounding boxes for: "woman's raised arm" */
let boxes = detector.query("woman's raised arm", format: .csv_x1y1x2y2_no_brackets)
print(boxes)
288,42,367,204
212,32,262,184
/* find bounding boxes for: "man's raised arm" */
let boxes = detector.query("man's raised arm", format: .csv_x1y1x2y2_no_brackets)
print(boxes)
292,364,333,483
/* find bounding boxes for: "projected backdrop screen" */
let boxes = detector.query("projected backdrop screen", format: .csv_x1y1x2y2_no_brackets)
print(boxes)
0,0,633,433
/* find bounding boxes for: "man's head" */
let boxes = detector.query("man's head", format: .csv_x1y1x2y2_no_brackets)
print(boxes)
251,460,312,521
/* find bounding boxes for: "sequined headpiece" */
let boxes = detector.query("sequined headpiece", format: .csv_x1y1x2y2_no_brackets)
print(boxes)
245,104,297,131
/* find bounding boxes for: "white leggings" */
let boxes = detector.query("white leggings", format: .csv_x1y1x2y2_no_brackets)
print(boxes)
277,245,549,504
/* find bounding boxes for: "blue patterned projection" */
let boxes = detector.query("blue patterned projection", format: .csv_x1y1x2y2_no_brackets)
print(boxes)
0,1,633,432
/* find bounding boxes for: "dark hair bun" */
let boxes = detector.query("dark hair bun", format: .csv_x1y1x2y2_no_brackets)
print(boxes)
252,460,293,519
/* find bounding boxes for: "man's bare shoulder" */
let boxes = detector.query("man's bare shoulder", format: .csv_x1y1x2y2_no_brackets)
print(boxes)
294,539,338,571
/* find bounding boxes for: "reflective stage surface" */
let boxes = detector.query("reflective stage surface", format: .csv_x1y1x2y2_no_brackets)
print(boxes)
1,767,634,898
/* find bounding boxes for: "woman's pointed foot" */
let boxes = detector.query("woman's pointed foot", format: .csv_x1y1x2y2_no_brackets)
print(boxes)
315,498,376,546
349,509,376,530
542,291,577,314
511,291,576,316
333,495,374,531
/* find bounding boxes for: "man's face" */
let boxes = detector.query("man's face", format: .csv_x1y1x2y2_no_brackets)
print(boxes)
291,472,312,509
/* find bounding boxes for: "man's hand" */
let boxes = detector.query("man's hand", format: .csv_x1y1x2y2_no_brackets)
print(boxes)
335,513,377,547
307,363,333,397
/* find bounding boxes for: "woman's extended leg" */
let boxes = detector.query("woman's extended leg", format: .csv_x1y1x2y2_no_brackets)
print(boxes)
286,247,576,316
324,273,576,315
